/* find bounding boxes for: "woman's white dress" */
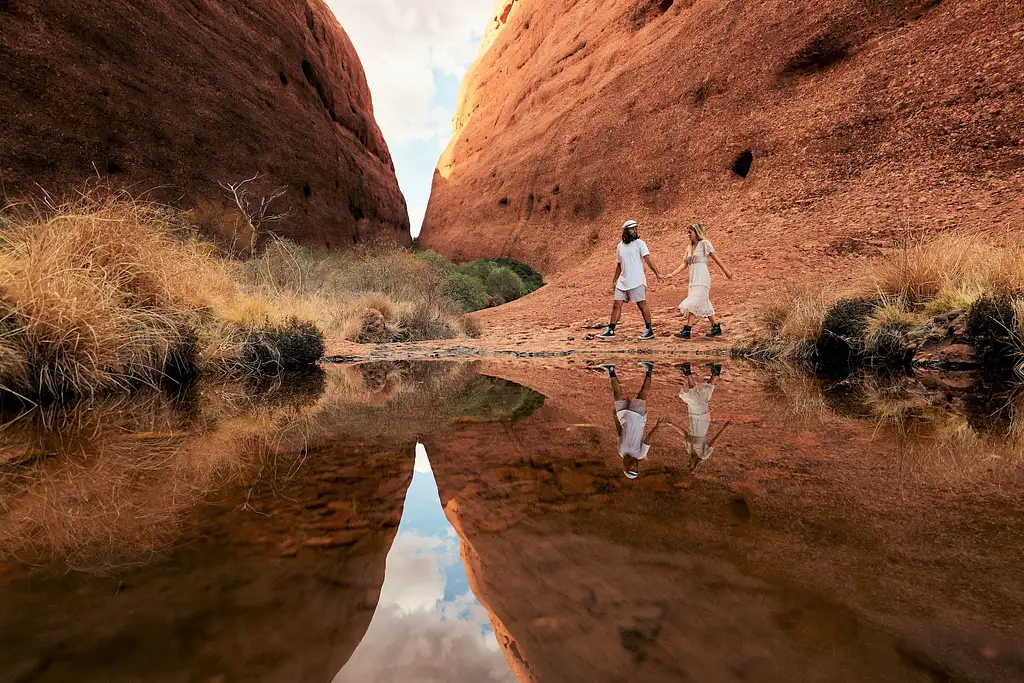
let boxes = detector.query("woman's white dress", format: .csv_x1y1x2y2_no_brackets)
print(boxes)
679,239,716,317
680,383,715,461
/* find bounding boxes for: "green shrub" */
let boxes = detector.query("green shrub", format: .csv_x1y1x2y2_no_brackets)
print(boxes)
483,258,545,290
482,266,526,305
415,250,459,275
443,272,490,312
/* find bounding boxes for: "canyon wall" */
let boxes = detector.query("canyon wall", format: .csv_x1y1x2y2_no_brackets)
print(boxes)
421,0,1022,277
0,0,409,249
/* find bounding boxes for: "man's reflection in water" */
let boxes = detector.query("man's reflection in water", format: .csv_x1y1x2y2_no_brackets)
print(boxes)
597,362,664,479
670,362,731,472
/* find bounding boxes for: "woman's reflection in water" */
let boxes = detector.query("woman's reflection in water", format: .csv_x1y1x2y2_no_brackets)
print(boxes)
597,362,664,479
669,362,732,472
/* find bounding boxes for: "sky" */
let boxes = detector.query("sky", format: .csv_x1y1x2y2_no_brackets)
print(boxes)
325,1,495,237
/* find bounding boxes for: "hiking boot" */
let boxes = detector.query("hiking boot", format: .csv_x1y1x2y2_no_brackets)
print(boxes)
674,326,692,339
596,327,616,341
637,361,655,373
708,363,722,377
706,323,723,338
675,362,692,376
638,328,655,341
595,363,617,375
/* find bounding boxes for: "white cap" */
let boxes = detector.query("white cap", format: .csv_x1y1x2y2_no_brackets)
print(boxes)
623,219,638,230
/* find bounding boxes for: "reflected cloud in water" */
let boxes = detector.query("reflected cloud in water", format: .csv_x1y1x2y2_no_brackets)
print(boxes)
334,444,515,683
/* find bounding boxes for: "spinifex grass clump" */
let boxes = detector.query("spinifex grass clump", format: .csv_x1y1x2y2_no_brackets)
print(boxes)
749,231,1024,374
963,294,1024,373
240,318,325,374
0,194,324,400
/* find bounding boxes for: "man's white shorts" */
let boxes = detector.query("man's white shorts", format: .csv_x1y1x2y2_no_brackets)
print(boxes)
614,285,647,303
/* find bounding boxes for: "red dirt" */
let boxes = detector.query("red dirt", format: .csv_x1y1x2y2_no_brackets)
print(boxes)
420,0,1024,336
0,0,409,249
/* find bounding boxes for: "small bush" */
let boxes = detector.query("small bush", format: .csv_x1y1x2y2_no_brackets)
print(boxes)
415,250,459,275
863,298,920,366
240,318,324,374
442,272,490,312
964,295,1021,371
482,265,526,305
816,297,878,365
483,257,545,291
414,252,542,312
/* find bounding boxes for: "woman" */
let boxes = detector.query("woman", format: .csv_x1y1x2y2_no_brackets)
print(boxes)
667,223,733,339
669,362,731,472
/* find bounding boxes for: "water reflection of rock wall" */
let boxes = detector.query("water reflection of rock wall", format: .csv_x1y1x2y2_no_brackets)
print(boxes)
426,362,1024,683
0,362,546,682
0,441,414,683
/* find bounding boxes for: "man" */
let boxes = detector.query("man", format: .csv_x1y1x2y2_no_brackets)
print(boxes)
598,361,664,479
597,219,664,341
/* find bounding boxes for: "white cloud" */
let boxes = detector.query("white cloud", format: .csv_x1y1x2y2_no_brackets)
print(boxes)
326,0,493,148
378,531,450,613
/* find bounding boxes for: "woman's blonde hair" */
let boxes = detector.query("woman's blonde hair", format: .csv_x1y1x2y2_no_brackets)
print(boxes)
687,222,708,241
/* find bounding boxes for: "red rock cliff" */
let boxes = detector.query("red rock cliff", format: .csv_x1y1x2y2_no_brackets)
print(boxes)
0,0,409,249
421,0,1022,276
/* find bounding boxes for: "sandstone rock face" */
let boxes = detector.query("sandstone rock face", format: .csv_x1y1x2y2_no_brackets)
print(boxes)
421,0,1023,275
0,0,409,249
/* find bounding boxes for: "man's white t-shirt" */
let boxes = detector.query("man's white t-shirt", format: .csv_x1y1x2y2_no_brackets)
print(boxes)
616,239,650,291
616,409,650,459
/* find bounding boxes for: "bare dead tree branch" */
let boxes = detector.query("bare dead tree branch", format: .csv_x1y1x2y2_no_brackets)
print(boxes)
218,173,291,255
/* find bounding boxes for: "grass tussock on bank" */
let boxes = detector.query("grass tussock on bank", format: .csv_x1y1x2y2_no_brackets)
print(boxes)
746,233,1024,373
0,195,326,400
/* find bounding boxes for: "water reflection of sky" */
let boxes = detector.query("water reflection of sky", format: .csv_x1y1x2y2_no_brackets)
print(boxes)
334,444,516,683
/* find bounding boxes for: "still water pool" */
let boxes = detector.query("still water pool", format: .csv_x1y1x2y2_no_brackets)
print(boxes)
0,359,1022,683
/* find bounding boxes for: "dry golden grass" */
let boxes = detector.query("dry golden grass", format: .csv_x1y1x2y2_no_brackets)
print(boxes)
245,237,477,344
871,232,1024,307
0,193,243,397
0,193,478,398
746,281,831,361
752,231,1024,363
